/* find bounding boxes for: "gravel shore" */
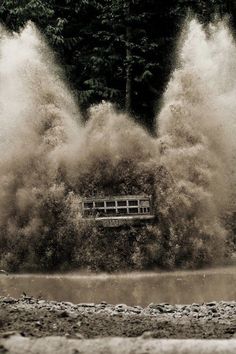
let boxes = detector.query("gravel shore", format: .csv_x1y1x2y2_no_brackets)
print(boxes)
0,296,236,339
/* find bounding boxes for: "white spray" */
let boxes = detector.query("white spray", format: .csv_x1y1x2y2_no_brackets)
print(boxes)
156,20,236,267
0,19,235,270
0,23,82,265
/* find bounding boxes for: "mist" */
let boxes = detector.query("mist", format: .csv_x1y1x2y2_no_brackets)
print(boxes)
0,19,235,272
155,20,236,267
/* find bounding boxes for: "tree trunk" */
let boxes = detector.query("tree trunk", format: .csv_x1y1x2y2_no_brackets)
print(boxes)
125,1,132,113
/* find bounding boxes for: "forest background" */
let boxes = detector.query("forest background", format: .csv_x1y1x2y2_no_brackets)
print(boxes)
1,0,235,130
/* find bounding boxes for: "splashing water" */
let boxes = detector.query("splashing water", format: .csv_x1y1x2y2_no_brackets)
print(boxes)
0,19,235,271
0,23,84,270
156,19,236,267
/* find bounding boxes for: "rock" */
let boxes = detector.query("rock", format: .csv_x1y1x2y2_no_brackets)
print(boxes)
100,301,107,305
38,300,46,305
0,331,18,338
141,331,153,339
211,307,218,313
148,303,163,311
164,306,175,313
67,312,78,319
58,311,69,318
35,321,42,327
206,302,217,307
3,298,16,304
22,296,32,301
115,305,127,312
131,308,141,314
183,310,190,316
148,303,155,308
62,302,74,307
111,311,123,317
74,333,85,339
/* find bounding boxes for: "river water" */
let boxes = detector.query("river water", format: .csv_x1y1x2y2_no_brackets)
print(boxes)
0,266,236,306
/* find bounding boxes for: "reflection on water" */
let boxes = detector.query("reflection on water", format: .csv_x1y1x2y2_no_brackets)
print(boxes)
0,267,236,306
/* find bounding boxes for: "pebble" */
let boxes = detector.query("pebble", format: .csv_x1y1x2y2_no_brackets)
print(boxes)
35,321,42,327
2,297,16,304
141,331,154,339
131,308,141,314
75,333,85,339
67,312,78,319
58,310,69,318
206,302,217,307
1,296,236,322
111,311,123,317
38,300,46,305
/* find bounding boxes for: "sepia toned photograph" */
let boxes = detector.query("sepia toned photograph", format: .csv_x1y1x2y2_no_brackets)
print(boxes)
0,1,236,353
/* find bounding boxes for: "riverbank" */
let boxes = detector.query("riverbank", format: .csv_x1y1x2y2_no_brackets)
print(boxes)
0,296,236,339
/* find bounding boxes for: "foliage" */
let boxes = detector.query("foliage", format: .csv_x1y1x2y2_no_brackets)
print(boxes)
0,0,233,129
0,221,172,273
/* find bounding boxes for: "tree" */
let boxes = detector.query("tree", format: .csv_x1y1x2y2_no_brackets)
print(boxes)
0,0,235,129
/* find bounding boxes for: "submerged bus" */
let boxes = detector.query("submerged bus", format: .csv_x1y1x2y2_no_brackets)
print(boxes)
81,195,155,227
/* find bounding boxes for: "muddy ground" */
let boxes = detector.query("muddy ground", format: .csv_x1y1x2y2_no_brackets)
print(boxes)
0,297,236,339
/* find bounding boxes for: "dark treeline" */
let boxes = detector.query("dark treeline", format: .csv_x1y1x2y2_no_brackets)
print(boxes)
0,0,235,130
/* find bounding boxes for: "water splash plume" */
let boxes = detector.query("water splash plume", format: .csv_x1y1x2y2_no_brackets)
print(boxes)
156,19,236,267
0,19,235,271
0,23,83,270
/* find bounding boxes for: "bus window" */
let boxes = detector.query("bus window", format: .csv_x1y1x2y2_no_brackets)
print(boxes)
118,208,127,214
107,208,116,215
117,200,126,206
140,200,150,207
106,201,116,207
95,201,104,208
128,200,138,206
129,208,139,214
96,209,105,216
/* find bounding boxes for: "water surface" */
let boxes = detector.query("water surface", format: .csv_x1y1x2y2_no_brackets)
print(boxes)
0,266,236,306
